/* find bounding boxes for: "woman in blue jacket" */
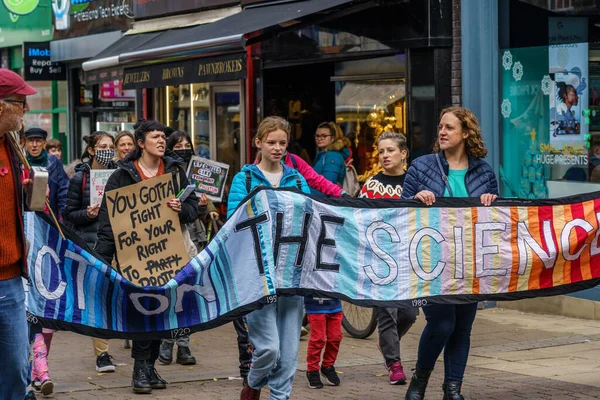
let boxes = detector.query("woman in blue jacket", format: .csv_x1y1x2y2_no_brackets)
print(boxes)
311,122,350,194
228,116,310,400
402,107,498,400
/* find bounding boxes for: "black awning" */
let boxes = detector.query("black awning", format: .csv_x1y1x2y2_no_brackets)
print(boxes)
121,52,246,90
82,0,358,72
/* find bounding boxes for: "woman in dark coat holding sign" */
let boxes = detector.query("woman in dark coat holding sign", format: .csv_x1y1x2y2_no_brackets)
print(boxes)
63,131,118,374
95,119,198,394
155,130,219,367
401,107,498,400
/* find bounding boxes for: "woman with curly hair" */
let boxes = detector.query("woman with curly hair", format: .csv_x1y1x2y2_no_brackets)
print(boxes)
402,107,498,400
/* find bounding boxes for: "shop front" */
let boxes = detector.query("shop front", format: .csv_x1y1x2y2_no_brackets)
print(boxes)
82,0,374,180
50,0,134,160
498,0,600,306
0,1,68,160
256,0,452,180
120,53,246,181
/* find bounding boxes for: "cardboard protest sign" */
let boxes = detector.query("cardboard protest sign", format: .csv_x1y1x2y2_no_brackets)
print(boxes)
186,156,229,202
104,174,190,287
90,170,116,207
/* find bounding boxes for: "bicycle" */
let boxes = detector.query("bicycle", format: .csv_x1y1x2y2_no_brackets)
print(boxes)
341,301,377,339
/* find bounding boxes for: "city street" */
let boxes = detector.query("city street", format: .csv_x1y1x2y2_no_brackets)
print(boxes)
45,307,600,399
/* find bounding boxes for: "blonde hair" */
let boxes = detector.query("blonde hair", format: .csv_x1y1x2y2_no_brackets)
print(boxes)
433,106,488,159
377,131,408,152
254,116,290,162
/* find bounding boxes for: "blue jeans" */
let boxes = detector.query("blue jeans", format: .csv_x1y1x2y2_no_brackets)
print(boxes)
0,276,29,400
246,296,303,400
417,303,477,382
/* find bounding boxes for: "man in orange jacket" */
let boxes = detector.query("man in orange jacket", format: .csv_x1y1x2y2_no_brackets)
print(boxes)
0,68,37,400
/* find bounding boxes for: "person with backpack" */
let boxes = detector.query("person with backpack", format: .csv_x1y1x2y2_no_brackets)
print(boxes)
312,122,353,195
95,120,198,394
358,132,418,386
62,131,118,376
228,116,310,400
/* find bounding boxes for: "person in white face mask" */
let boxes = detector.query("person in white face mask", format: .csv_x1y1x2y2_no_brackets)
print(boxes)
62,131,117,376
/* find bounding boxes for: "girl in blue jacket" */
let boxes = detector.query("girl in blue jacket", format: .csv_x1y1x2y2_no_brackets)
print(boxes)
311,122,351,195
228,116,310,400
402,107,498,400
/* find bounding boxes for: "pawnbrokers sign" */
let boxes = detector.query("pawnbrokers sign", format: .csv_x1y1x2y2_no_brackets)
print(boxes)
23,42,67,81
122,53,245,89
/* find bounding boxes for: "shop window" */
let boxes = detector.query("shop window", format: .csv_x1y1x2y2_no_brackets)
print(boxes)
191,83,210,158
26,81,52,111
499,39,600,199
58,81,68,108
334,78,406,181
167,85,192,135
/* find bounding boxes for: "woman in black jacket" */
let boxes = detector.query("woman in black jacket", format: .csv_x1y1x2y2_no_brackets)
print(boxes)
62,131,118,374
95,120,198,394
402,107,498,400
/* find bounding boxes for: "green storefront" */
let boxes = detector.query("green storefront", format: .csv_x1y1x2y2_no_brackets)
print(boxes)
0,0,68,161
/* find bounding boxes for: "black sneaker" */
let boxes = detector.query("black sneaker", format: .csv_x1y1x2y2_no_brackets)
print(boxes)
96,352,116,372
25,390,37,400
306,371,323,389
321,366,341,386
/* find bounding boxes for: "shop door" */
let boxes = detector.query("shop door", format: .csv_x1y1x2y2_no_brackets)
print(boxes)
210,83,245,186
76,112,94,160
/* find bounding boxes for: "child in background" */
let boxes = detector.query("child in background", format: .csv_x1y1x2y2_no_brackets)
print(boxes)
45,139,62,161
304,295,343,389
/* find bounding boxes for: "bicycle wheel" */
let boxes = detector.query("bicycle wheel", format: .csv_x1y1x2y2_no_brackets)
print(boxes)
341,301,377,339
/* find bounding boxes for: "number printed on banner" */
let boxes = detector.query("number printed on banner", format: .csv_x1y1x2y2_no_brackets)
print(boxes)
27,314,39,324
170,327,191,339
266,295,278,304
411,299,428,307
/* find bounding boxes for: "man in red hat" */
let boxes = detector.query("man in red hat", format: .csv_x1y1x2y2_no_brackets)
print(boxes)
0,68,37,400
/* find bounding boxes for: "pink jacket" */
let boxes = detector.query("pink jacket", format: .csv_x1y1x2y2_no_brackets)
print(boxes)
284,153,343,198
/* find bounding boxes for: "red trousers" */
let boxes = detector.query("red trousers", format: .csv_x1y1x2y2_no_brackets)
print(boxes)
306,312,344,372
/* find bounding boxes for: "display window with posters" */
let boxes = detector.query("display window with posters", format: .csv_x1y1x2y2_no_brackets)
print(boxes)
499,1,600,200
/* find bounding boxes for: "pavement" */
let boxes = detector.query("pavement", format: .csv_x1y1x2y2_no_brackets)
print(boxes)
39,306,600,399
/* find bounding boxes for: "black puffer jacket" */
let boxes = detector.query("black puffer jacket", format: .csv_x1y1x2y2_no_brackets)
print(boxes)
94,153,198,266
63,161,104,249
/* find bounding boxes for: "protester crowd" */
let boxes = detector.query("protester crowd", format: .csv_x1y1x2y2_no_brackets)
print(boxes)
0,69,498,400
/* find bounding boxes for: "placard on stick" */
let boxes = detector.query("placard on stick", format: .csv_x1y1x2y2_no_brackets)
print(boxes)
105,174,190,287
90,169,116,207
186,156,229,202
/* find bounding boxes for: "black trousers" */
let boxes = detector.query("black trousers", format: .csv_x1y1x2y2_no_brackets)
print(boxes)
131,340,161,362
233,318,253,377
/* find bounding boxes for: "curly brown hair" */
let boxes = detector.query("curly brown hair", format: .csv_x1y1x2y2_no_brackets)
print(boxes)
433,106,488,159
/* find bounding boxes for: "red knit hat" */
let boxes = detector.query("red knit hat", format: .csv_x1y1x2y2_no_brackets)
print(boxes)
0,69,36,98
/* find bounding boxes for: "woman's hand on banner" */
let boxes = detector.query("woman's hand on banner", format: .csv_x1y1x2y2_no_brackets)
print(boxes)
480,193,498,207
209,211,219,220
415,190,436,206
167,198,182,213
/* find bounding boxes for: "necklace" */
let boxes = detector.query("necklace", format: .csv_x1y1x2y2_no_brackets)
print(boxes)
138,160,158,178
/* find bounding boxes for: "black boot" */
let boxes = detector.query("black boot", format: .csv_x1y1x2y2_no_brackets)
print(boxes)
442,381,465,400
146,361,168,389
176,346,197,365
132,360,152,394
158,341,174,364
405,368,433,400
